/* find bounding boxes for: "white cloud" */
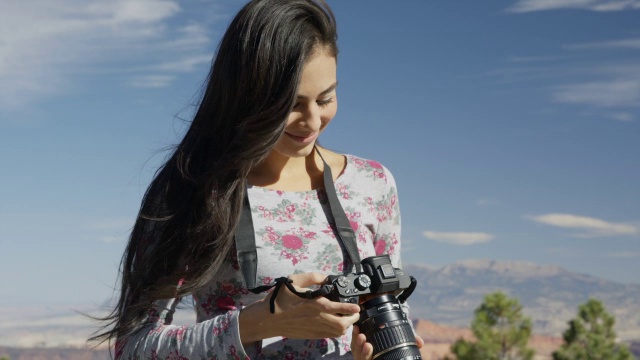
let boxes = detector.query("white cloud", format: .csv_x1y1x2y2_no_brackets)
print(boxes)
547,54,640,115
565,38,640,50
528,213,638,237
607,112,635,122
553,80,640,108
0,0,215,111
580,110,635,122
90,217,133,243
84,0,181,24
137,54,213,73
507,55,573,63
508,0,640,13
129,75,176,88
422,231,495,245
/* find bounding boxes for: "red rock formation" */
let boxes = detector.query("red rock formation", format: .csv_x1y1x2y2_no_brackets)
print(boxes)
413,319,564,360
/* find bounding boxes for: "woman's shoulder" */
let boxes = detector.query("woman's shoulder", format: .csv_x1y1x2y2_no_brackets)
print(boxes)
341,153,397,188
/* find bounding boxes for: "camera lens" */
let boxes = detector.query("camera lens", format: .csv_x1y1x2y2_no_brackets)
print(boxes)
357,294,422,360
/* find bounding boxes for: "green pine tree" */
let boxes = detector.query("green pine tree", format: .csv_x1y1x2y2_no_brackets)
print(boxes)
553,298,636,360
450,291,534,360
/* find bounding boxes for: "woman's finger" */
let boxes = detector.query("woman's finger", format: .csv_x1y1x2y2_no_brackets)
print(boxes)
360,341,373,360
318,311,359,334
314,296,360,315
351,325,363,359
351,325,373,360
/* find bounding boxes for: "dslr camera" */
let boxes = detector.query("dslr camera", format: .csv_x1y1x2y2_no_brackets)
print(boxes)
322,255,422,360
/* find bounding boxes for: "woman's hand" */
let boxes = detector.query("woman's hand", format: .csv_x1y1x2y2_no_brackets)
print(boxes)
239,272,361,343
351,325,425,360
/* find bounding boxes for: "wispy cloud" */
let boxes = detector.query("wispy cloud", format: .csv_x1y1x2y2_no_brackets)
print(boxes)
553,79,640,108
477,198,503,206
551,44,640,118
508,0,640,13
580,110,635,122
129,75,176,88
422,231,495,245
606,112,635,122
142,54,213,73
506,55,575,63
494,30,640,120
565,38,640,50
90,217,134,243
0,0,217,111
528,213,638,237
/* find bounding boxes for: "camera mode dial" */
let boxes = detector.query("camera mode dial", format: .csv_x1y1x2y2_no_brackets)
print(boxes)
355,275,372,291
336,276,349,288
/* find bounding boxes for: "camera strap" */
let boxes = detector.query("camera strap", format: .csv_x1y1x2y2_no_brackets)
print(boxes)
235,146,362,292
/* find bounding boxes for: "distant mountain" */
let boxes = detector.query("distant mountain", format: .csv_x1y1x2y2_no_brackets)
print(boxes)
405,259,640,341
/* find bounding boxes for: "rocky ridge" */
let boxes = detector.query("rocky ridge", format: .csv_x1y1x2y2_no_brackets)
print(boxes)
404,259,640,341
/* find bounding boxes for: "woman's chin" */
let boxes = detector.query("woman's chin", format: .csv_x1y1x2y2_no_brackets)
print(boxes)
274,142,317,159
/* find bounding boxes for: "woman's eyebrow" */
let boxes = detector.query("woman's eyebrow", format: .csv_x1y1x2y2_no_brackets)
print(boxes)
296,81,338,99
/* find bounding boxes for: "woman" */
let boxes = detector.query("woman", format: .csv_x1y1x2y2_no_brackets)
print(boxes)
91,0,422,358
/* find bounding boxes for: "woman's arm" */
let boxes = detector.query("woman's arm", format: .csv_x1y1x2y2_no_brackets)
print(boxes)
115,272,361,359
115,298,250,360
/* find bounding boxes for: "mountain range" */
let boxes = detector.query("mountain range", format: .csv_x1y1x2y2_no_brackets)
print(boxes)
404,259,640,341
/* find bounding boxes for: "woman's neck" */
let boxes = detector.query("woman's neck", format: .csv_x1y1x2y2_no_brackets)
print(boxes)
248,146,348,192
248,149,325,191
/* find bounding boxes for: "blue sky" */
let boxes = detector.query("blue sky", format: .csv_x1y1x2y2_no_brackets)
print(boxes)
0,0,638,308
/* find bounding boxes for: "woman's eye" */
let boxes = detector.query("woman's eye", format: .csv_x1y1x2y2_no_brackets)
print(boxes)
317,97,334,107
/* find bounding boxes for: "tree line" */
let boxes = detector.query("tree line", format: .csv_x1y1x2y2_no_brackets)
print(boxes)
445,292,636,360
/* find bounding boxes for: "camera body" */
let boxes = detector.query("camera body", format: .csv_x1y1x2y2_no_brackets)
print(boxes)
324,255,413,304
321,255,422,360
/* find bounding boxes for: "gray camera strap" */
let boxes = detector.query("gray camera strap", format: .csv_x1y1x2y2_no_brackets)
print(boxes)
235,147,362,293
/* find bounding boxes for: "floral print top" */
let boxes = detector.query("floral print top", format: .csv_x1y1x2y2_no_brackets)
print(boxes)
116,154,409,360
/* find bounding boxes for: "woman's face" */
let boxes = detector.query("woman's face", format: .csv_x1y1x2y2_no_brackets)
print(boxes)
272,49,338,159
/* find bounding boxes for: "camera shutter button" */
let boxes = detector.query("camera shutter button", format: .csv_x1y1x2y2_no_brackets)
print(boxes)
355,275,371,290
337,276,349,288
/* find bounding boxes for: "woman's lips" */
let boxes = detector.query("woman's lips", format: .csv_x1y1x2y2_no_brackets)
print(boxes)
285,132,318,144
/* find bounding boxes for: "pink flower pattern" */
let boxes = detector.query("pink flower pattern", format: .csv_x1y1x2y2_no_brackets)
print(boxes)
199,278,249,316
114,154,405,360
257,226,317,266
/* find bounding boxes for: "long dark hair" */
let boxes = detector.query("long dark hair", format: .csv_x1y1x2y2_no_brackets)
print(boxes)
89,0,338,346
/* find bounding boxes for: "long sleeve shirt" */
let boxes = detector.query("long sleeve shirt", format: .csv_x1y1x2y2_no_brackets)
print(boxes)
116,154,408,360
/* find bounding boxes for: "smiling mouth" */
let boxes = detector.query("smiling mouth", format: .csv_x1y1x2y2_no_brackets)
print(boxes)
286,132,317,144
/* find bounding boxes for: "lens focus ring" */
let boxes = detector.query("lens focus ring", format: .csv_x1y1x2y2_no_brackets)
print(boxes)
370,322,415,354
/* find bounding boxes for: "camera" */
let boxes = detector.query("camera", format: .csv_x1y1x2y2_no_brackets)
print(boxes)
322,255,422,360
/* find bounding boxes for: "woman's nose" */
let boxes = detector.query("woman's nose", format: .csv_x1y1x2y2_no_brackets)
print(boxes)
298,103,322,129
